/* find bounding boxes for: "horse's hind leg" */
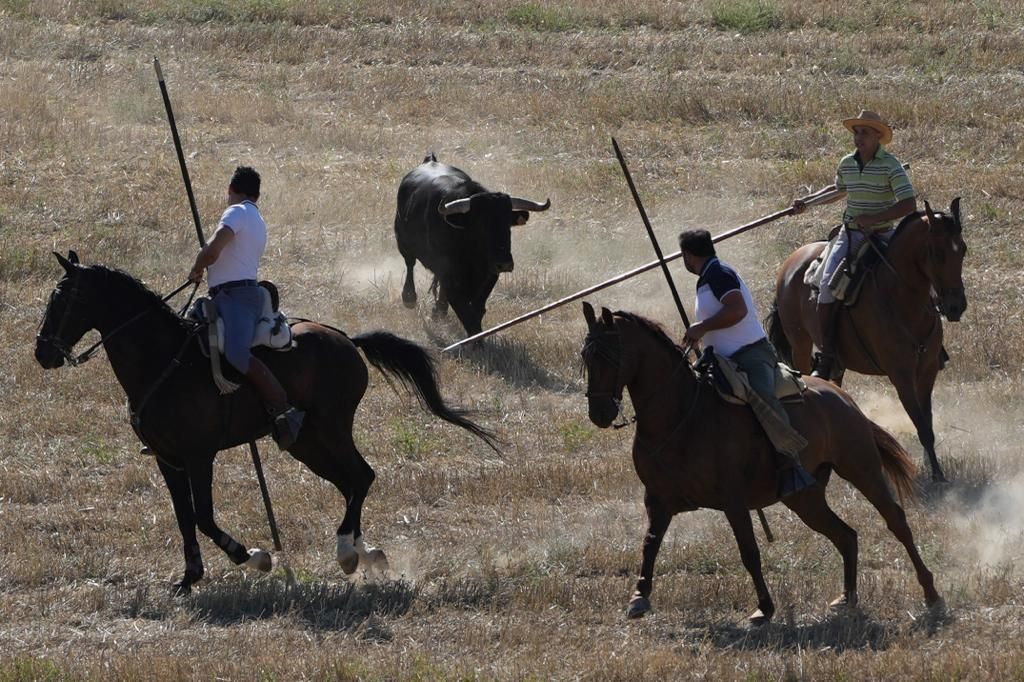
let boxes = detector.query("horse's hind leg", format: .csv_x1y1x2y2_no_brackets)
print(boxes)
294,431,380,575
724,504,774,626
187,454,272,574
844,466,941,607
156,456,205,595
782,488,859,610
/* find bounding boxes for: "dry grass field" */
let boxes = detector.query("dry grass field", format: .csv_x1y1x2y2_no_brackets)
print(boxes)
2,0,1024,679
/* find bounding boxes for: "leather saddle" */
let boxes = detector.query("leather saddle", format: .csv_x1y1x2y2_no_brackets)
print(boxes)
188,281,294,358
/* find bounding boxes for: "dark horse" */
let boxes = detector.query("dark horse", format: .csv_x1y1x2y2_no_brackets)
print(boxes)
581,302,942,625
767,199,967,482
35,251,496,594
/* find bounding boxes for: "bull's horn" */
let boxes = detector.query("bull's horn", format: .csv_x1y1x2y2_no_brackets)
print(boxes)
510,197,551,212
950,197,962,230
438,197,473,215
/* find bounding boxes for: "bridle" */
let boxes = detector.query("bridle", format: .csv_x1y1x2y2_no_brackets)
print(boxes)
581,326,630,427
582,320,701,450
37,269,194,367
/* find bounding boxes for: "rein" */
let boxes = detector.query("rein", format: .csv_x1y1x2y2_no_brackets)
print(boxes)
38,278,195,367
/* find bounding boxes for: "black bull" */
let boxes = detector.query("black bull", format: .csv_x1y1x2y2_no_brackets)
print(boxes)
394,153,550,336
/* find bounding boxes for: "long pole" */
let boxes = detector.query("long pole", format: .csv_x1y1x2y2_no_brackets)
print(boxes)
154,58,205,247
153,57,283,556
611,137,691,330
442,185,836,352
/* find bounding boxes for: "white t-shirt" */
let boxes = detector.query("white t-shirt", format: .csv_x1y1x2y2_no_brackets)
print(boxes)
207,200,267,288
694,257,768,357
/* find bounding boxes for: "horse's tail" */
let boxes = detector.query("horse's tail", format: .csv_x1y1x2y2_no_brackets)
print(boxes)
765,302,793,366
350,331,500,451
870,421,918,504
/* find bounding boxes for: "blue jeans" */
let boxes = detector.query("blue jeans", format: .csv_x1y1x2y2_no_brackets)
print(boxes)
818,225,893,303
213,286,262,372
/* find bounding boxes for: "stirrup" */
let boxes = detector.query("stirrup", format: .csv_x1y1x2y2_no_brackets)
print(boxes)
777,464,817,499
810,352,834,380
271,407,305,450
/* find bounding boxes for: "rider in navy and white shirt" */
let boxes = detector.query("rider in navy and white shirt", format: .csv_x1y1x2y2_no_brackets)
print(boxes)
188,166,303,450
679,229,814,497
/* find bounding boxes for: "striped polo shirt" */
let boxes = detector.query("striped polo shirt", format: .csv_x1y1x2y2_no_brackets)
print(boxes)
835,146,915,231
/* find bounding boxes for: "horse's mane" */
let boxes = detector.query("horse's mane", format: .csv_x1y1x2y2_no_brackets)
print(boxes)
612,310,687,358
87,264,189,328
887,211,925,248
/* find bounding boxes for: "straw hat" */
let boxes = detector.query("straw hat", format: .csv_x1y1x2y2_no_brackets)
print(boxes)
842,110,893,145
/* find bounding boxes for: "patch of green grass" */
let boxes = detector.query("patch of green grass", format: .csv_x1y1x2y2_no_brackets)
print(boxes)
558,420,593,451
0,657,65,682
0,0,33,17
506,2,580,32
81,439,117,466
389,419,441,459
708,0,781,34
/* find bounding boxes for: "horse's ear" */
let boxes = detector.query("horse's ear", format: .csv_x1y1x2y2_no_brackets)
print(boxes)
53,251,76,274
950,197,962,231
582,301,596,328
600,307,614,326
67,250,79,264
923,200,938,225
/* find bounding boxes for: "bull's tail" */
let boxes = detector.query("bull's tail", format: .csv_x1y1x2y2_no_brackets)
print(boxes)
351,331,499,451
765,302,793,366
871,421,918,504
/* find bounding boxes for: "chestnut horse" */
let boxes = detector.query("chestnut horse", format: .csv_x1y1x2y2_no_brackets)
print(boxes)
768,199,967,482
35,251,496,594
581,302,941,625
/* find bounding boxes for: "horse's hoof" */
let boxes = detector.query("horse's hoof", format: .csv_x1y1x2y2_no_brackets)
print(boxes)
932,473,950,484
402,293,417,309
747,608,772,627
626,594,651,619
337,534,359,575
829,592,858,612
245,549,273,573
172,581,193,597
927,595,947,614
365,548,390,574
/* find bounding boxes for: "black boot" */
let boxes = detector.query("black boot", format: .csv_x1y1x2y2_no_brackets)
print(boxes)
245,358,304,450
811,302,839,381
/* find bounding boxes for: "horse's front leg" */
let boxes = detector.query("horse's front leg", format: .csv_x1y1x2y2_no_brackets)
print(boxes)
627,492,672,619
156,455,205,595
890,367,947,483
188,454,272,574
724,504,774,627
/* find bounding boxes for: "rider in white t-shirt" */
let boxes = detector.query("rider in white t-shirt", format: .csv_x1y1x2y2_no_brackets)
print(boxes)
188,166,303,449
679,229,814,498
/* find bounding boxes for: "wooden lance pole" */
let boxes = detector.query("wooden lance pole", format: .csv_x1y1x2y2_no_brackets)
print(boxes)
442,178,844,352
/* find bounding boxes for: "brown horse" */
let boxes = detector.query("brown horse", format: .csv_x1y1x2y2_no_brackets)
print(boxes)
768,199,967,482
35,251,496,594
581,302,941,625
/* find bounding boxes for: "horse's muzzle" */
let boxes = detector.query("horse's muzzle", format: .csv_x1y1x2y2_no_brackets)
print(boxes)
34,338,66,369
494,260,514,274
587,396,619,428
938,289,967,322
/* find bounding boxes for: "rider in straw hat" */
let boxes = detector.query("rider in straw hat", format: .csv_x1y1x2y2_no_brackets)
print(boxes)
791,110,917,381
